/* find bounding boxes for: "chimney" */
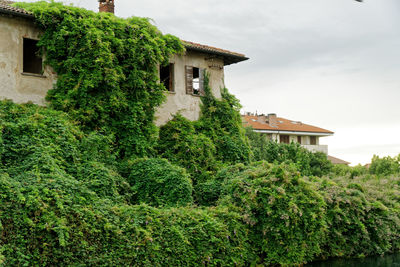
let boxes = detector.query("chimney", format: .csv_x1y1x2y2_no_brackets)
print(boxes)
99,0,115,14
267,113,277,127
257,114,267,124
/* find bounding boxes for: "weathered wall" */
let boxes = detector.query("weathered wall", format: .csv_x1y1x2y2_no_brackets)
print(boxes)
0,15,56,105
155,51,225,126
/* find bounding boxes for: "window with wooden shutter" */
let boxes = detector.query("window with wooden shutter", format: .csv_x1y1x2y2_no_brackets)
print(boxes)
185,65,193,94
186,66,205,96
297,136,302,144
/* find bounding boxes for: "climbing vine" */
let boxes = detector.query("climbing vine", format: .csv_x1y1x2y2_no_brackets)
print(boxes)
16,1,184,159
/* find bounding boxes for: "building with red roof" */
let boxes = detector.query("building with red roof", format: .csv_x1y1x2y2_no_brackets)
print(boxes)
243,113,334,154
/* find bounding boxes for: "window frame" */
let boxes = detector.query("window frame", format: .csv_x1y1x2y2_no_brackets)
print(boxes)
22,37,43,75
280,135,290,144
185,65,205,96
160,63,175,93
310,136,317,145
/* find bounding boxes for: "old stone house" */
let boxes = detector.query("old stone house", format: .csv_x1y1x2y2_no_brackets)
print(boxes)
0,0,248,125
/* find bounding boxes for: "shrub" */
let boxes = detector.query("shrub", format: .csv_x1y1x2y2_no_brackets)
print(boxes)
125,158,193,207
0,100,129,203
312,175,400,258
218,162,327,265
0,174,256,266
369,154,400,176
157,114,219,183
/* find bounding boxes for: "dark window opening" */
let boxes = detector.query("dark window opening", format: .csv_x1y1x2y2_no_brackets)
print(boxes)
297,136,302,144
160,63,174,92
23,38,42,74
280,135,290,144
310,136,317,145
185,65,204,96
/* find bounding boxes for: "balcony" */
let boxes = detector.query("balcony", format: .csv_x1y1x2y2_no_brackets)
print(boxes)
301,145,328,154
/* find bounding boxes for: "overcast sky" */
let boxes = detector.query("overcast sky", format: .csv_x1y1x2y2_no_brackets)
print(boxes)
19,0,400,165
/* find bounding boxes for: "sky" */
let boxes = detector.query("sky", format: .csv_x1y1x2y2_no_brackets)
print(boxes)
18,0,400,165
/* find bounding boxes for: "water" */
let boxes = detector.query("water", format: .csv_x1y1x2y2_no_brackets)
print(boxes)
307,253,400,267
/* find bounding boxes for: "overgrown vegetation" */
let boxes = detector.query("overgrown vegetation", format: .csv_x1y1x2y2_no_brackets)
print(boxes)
16,1,184,159
1,1,399,266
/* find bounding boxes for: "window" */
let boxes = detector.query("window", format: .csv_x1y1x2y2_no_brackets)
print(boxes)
280,135,290,144
297,136,302,144
185,66,205,96
23,38,42,74
310,136,317,145
160,63,174,92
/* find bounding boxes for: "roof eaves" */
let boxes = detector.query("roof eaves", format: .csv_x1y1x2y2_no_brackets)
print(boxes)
183,40,249,66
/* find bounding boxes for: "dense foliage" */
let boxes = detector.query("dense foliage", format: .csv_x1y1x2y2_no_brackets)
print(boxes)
217,162,327,265
369,154,400,176
245,127,333,176
124,158,193,207
157,114,219,183
17,1,184,159
0,100,256,266
315,174,400,258
2,2,399,266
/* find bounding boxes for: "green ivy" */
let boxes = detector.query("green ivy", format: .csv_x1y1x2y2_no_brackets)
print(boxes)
124,158,193,207
16,1,184,159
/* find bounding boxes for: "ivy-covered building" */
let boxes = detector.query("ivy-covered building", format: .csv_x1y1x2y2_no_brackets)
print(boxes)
0,0,248,125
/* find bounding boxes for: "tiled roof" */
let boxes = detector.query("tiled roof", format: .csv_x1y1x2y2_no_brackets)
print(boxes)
328,155,350,165
183,40,248,66
243,115,334,134
0,0,33,17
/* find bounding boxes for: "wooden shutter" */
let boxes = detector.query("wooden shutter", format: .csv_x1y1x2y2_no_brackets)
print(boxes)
199,68,205,96
185,65,193,94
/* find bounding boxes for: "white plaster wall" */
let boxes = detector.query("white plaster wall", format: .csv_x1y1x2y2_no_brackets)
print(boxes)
155,51,225,126
0,15,56,105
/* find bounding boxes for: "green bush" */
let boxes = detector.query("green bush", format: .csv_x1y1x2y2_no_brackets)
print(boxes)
157,114,219,183
369,154,400,176
0,100,129,204
0,176,256,266
312,175,400,258
125,158,193,207
218,162,327,265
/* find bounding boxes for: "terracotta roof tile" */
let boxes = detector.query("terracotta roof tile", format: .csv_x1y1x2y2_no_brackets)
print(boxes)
243,115,334,134
0,1,33,17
